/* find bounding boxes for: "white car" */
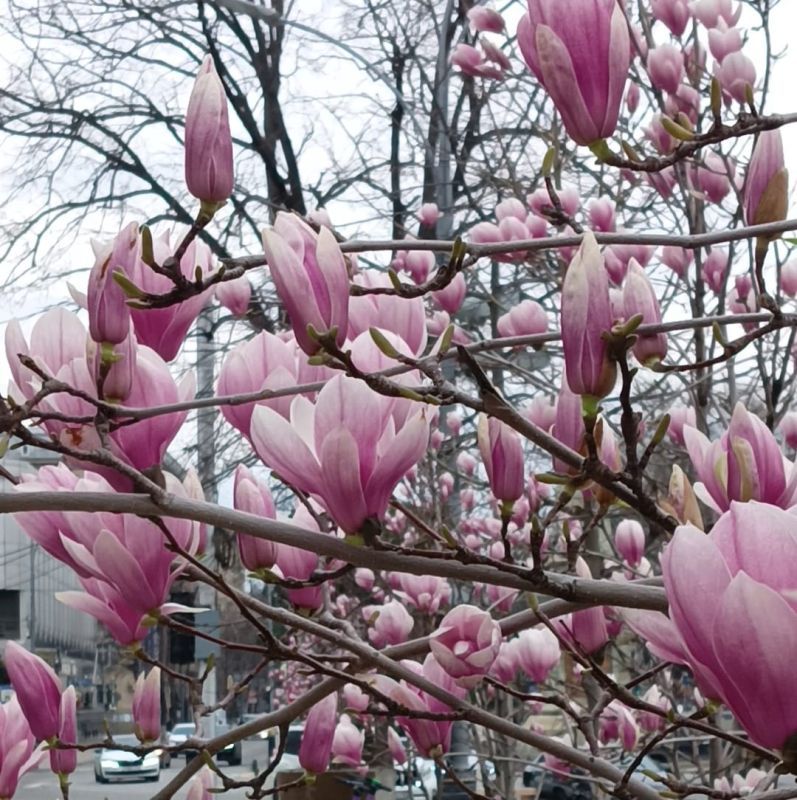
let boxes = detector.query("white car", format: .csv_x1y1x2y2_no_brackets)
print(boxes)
94,734,161,783
262,725,304,791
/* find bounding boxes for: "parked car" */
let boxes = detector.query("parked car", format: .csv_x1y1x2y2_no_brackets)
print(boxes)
262,725,304,791
394,755,436,798
240,713,270,740
94,734,161,783
167,721,243,766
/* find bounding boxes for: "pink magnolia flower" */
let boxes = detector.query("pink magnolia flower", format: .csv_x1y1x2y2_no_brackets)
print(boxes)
432,273,467,314
429,605,501,687
667,404,696,446
496,299,549,338
186,766,216,800
379,655,465,757
614,520,646,567
418,202,441,226
515,627,561,683
4,642,62,741
714,769,768,796
587,197,616,233
252,375,429,534
275,509,324,613
623,260,667,365
560,232,616,399
394,574,451,615
364,600,414,647
551,558,609,654
599,701,639,750
651,0,690,36
701,248,728,294
689,0,742,28
660,502,797,749
488,641,518,683
87,222,138,345
342,684,369,714
234,465,278,573
780,260,797,297
690,152,733,205
388,727,408,765
715,51,756,105
0,695,43,797
50,686,77,776
684,402,797,512
299,693,337,774
637,685,670,733
779,412,797,450
708,19,742,62
451,44,504,80
477,415,525,504
524,396,557,433
744,129,788,227
660,246,693,280
262,213,349,355
527,186,581,219
348,271,427,356
133,669,161,744
647,44,685,95
218,331,301,435
215,275,251,317
625,82,640,114
467,6,505,33
184,55,234,204
517,0,631,145
551,380,586,474
331,715,364,767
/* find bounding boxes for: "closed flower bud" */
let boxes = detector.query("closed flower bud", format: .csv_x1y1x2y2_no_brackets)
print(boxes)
477,415,525,503
87,222,138,346
132,668,161,744
299,693,337,774
744,129,789,229
623,260,667,365
4,641,63,741
184,56,234,205
518,0,631,145
560,232,616,399
614,520,646,566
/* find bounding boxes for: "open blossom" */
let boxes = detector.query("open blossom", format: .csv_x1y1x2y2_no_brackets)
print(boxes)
262,213,349,355
125,230,215,362
378,655,466,757
252,375,428,534
684,402,797,512
364,600,414,647
656,502,797,750
394,574,451,615
429,605,502,687
517,0,631,145
599,701,639,750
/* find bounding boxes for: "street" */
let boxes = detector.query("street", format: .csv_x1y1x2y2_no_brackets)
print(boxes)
16,740,271,800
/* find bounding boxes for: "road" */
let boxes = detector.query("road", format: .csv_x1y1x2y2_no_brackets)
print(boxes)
16,740,272,800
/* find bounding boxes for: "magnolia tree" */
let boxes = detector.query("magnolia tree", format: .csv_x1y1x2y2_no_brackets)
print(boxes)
2,0,797,799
